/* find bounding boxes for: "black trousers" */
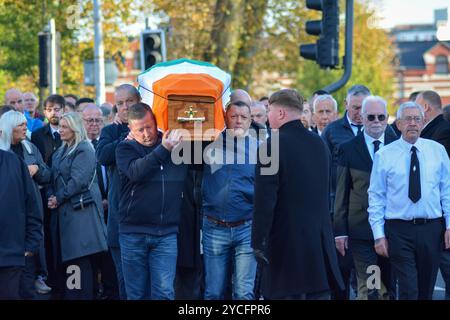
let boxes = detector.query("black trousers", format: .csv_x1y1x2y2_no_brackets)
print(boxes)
0,267,22,299
332,249,354,300
19,256,37,299
92,251,119,300
63,255,96,300
386,218,444,300
350,238,394,300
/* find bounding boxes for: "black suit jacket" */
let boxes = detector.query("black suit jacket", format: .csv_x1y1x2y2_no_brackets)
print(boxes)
334,129,397,240
252,120,344,298
420,114,450,157
31,125,62,166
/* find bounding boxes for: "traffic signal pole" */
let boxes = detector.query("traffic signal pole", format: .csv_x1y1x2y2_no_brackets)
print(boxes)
324,0,353,93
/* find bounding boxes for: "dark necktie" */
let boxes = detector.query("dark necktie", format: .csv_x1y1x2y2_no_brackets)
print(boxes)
373,140,381,154
92,138,99,150
53,131,60,142
351,123,363,135
408,146,421,203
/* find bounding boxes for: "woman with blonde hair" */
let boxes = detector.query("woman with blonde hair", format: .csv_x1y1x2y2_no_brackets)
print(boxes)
47,112,107,300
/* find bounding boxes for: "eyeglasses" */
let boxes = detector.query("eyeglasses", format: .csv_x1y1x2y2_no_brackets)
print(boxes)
83,118,103,124
366,114,386,122
402,116,422,123
10,100,23,105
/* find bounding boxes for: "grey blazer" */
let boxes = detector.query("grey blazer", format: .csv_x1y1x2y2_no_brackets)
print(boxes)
20,140,51,217
50,140,107,262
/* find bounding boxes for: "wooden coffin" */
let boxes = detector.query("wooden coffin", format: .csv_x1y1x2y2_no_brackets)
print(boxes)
167,95,217,141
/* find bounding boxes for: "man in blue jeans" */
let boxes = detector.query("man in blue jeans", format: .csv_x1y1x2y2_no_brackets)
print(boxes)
116,103,187,300
202,100,258,300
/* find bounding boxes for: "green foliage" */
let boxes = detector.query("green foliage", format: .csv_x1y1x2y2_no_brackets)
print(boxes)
0,0,397,114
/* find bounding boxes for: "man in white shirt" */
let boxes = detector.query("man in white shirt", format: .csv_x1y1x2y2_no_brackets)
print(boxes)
368,101,450,300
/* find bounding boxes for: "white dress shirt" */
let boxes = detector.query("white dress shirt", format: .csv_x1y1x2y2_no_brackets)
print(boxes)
364,132,385,160
347,114,361,136
368,137,450,240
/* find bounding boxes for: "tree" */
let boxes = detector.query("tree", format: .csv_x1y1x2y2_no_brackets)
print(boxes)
297,0,397,114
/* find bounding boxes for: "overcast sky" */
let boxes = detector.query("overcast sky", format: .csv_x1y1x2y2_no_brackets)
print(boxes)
376,0,449,29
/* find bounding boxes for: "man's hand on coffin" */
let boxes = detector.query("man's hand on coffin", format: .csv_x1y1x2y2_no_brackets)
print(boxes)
162,129,183,151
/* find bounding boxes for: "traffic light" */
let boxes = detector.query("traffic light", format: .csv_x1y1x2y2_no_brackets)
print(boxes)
300,0,339,69
140,29,167,71
38,32,50,87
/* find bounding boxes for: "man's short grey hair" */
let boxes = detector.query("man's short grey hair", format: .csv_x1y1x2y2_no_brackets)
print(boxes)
115,84,141,101
361,96,388,115
313,94,338,113
418,90,442,110
251,101,267,111
396,101,425,119
346,84,371,102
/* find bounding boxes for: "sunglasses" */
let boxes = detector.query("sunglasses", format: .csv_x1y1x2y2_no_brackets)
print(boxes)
367,114,386,122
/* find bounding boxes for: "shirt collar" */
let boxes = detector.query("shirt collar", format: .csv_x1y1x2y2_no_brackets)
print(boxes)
364,132,385,145
346,113,360,127
49,125,58,135
399,136,423,151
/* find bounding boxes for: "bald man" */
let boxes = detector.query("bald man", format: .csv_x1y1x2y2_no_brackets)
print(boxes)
230,89,252,107
4,88,24,112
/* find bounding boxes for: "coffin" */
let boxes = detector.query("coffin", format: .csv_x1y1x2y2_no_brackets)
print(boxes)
138,58,231,141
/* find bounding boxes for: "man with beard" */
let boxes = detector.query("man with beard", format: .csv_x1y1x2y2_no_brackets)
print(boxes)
31,95,64,165
31,94,64,297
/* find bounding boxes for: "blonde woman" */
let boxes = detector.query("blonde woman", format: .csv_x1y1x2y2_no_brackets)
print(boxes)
47,112,107,300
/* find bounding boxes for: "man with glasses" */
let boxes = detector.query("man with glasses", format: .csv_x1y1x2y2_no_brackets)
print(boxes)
368,101,450,300
81,103,119,300
96,84,141,300
334,96,397,300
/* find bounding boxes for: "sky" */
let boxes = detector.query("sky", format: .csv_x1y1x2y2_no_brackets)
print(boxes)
375,0,450,29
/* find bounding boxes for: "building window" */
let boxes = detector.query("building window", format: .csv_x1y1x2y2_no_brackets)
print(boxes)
435,55,449,74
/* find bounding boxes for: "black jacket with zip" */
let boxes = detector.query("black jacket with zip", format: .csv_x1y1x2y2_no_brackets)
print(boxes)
116,137,188,236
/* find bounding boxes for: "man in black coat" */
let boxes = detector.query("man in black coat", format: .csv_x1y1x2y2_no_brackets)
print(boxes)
0,149,42,299
30,94,64,296
321,84,371,299
31,95,64,166
252,89,344,299
96,84,140,300
415,90,450,300
334,96,397,300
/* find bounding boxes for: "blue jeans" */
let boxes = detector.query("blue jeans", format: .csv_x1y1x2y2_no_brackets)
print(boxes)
109,246,127,300
120,232,177,300
202,217,257,300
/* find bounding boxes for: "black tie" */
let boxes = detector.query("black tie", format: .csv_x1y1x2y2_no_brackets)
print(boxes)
92,139,99,150
373,140,381,154
408,146,421,203
351,123,363,135
53,131,60,142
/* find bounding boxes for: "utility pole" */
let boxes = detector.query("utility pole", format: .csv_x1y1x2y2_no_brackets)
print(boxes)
49,19,57,94
94,0,105,105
